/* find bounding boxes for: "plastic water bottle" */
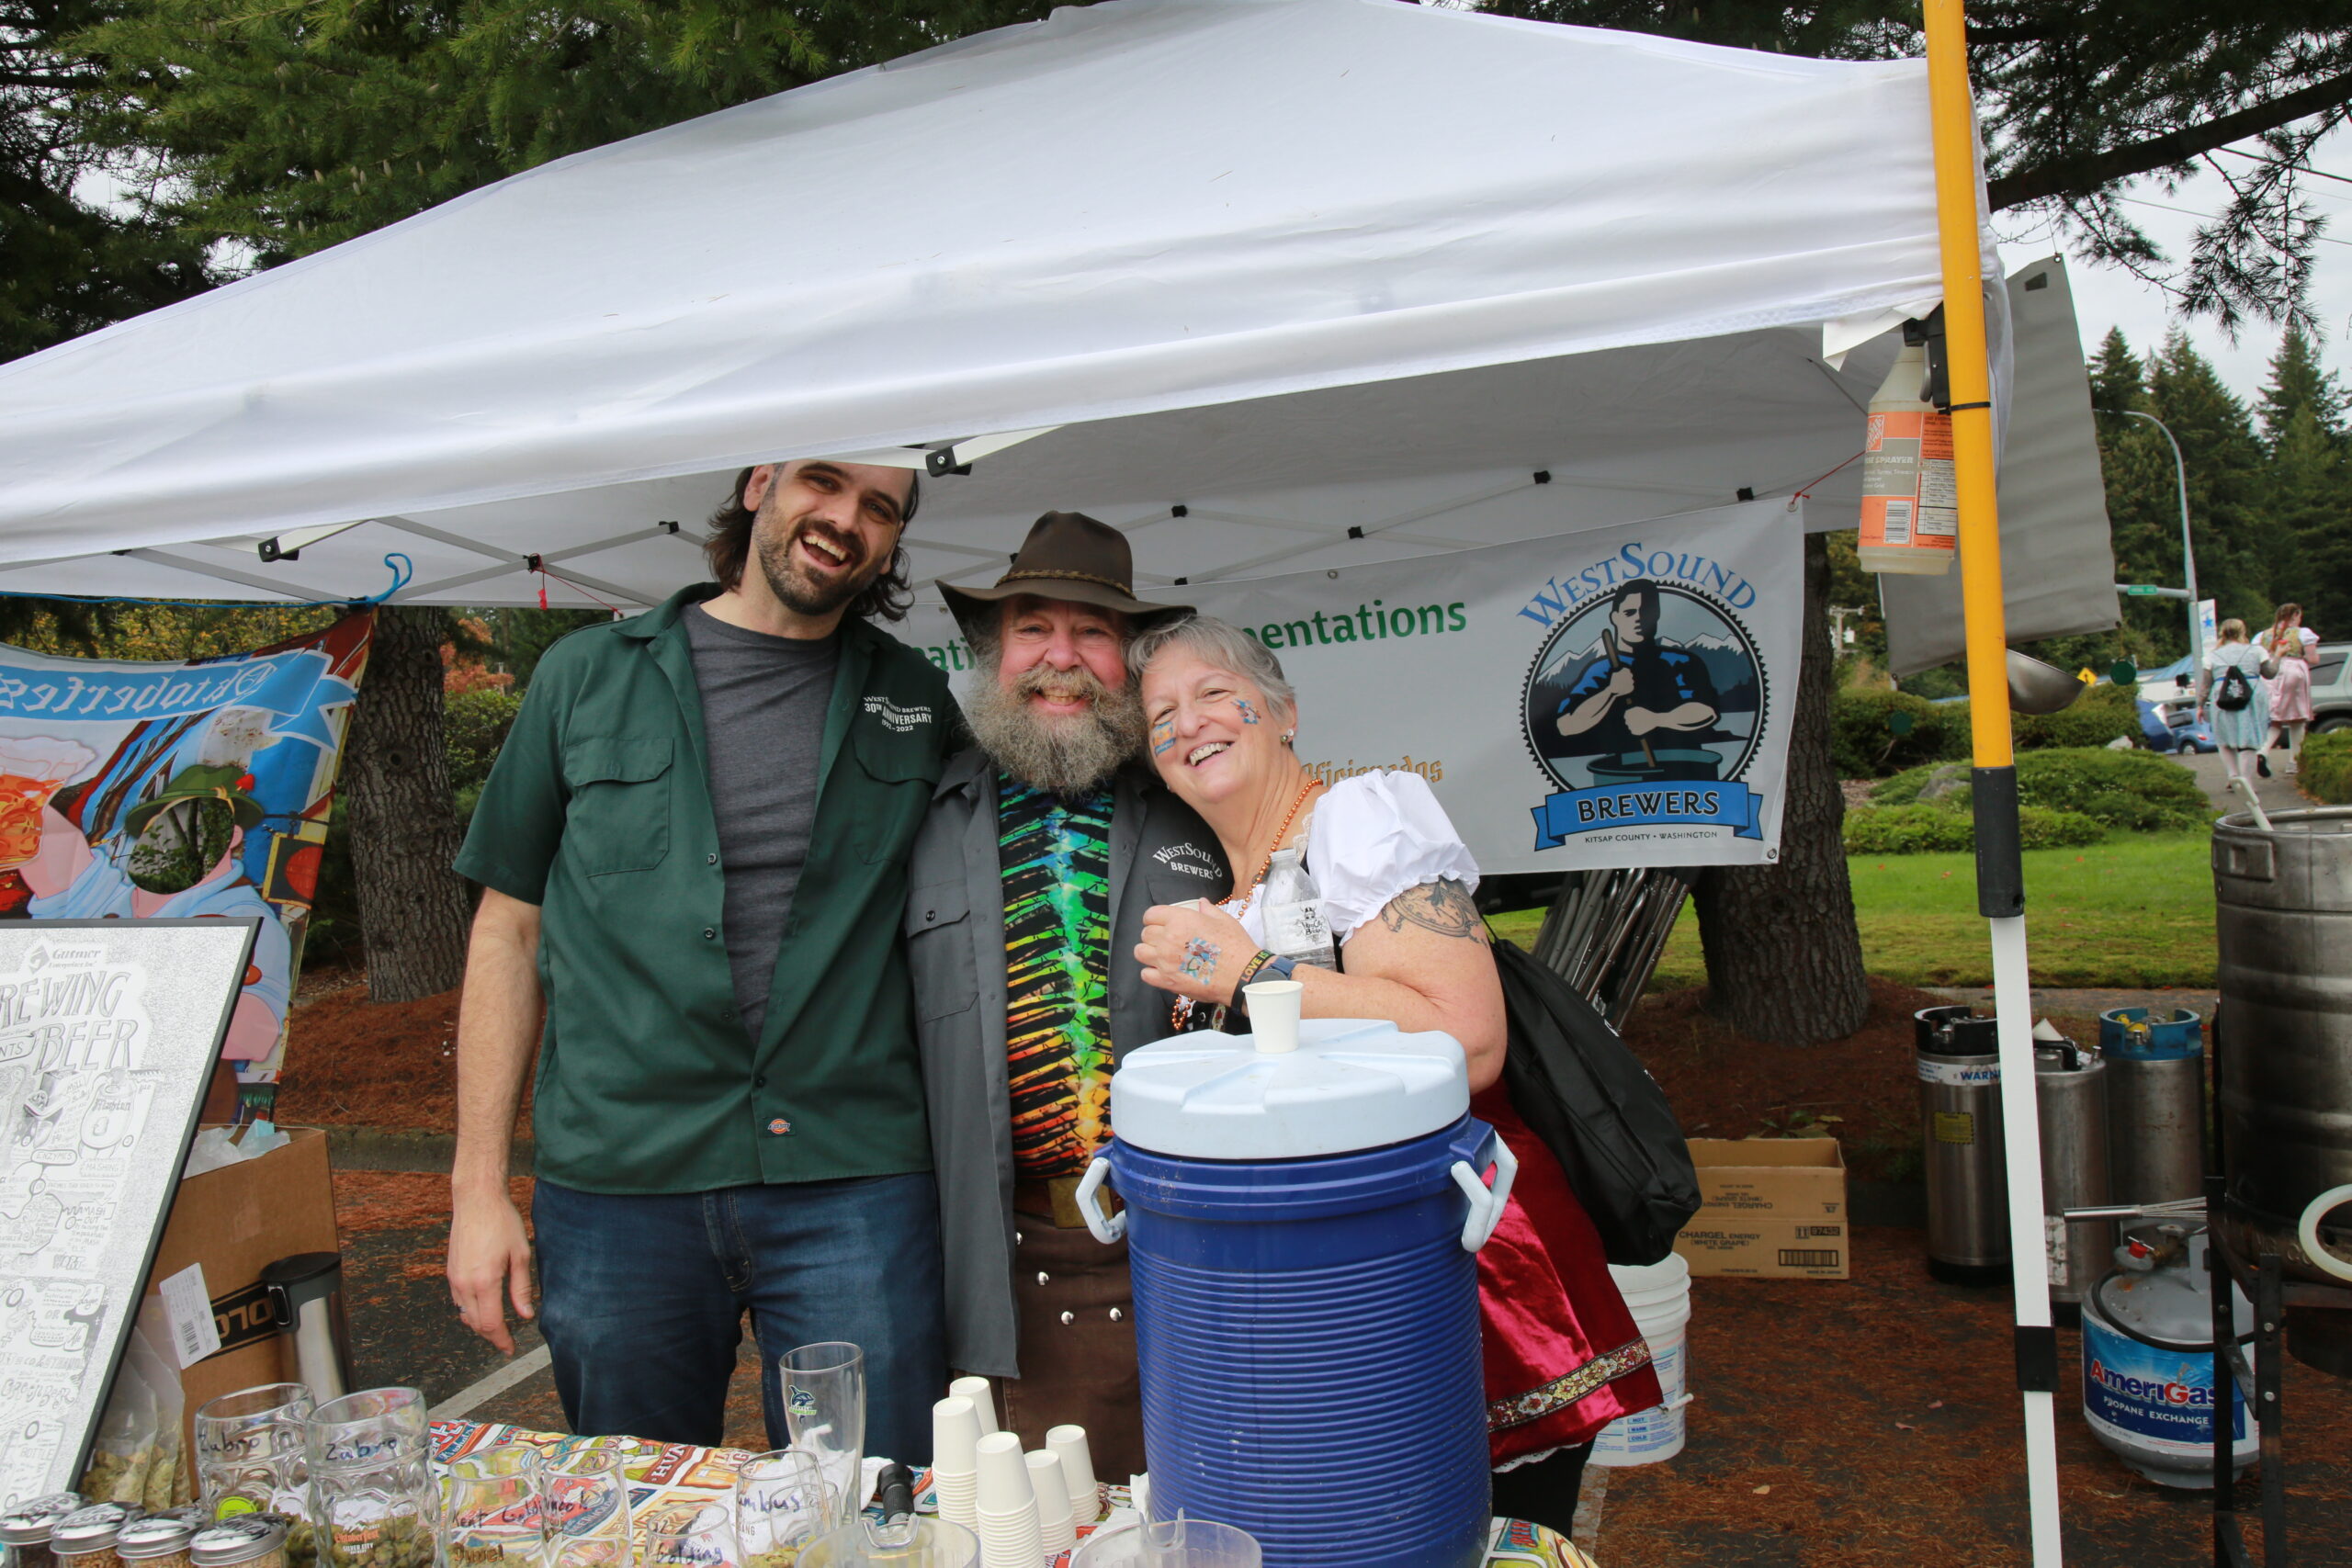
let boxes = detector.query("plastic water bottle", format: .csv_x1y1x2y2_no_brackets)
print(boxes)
1256,848,1335,968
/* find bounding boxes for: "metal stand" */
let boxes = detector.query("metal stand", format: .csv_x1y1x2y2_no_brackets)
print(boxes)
2204,1000,2352,1567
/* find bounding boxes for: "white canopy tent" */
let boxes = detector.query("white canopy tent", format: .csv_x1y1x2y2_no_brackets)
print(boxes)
0,0,1993,611
0,2,2097,1561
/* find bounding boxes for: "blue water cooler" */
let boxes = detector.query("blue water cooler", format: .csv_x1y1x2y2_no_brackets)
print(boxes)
1076,1013,1516,1568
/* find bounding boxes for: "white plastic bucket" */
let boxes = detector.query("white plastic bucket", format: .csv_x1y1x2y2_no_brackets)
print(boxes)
1588,1253,1693,1467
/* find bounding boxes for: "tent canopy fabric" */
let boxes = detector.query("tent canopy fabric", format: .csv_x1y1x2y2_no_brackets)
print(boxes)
0,0,1976,608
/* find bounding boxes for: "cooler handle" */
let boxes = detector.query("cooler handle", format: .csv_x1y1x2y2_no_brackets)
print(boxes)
1076,1157,1126,1245
1449,1131,1518,1253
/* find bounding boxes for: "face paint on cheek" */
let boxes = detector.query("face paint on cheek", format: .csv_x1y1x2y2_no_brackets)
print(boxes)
1235,700,1261,725
1151,716,1177,755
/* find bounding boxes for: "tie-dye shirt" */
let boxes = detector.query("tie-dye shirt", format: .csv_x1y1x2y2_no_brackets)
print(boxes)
999,775,1115,1177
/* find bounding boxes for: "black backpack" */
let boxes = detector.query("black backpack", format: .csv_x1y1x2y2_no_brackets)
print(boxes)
1491,938,1702,1266
2214,664,2254,712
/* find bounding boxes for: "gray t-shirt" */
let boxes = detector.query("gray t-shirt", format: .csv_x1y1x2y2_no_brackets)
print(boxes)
684,604,840,1043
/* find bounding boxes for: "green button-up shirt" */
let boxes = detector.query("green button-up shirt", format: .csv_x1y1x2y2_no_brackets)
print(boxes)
456,584,956,1193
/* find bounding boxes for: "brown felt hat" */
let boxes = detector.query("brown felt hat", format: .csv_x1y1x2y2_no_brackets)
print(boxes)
940,511,1192,640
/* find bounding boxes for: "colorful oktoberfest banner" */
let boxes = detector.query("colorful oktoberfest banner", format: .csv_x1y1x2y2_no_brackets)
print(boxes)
905,501,1802,874
0,615,371,1081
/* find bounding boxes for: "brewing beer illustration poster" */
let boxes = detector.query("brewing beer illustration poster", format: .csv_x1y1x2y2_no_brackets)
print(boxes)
0,614,371,1085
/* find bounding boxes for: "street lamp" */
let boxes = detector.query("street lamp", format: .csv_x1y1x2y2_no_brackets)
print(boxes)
2095,407,2200,678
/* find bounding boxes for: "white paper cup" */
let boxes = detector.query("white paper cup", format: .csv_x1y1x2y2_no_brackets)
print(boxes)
1242,979,1304,1054
1025,1451,1073,1555
933,1396,983,1472
972,1431,1032,1513
947,1376,1001,1437
933,1468,978,1532
1046,1426,1099,1524
973,1501,1042,1568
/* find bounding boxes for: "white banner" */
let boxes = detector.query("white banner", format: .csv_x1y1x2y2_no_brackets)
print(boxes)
907,499,1804,874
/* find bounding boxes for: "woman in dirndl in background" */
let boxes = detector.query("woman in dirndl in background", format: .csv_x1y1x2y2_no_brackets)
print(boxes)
1125,615,1662,1536
2203,618,2277,784
2260,604,2316,775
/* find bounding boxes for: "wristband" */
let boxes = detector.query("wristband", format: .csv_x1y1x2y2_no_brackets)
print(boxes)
1229,949,1278,1004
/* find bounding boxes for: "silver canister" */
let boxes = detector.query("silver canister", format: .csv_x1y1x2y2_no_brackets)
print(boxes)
2033,1039,2110,1306
2098,1006,2204,1209
1917,1005,2009,1282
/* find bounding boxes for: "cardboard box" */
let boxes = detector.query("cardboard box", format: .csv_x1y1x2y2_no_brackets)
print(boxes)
1674,1138,1850,1279
1687,1137,1846,1218
143,1126,341,1455
1674,1218,1850,1279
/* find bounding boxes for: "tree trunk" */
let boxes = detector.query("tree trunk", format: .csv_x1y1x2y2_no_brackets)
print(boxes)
1691,531,1871,1043
345,605,472,1002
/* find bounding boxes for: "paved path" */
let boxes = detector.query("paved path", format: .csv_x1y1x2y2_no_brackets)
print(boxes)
2176,744,2312,820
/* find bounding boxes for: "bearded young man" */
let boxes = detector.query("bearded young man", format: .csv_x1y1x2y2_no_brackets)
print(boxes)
906,512,1226,1474
447,457,955,1464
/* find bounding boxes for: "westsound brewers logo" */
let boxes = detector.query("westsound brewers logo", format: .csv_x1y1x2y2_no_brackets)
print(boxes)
1518,563,1770,852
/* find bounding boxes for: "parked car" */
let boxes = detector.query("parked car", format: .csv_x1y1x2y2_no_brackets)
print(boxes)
2139,697,2218,754
2310,641,2352,733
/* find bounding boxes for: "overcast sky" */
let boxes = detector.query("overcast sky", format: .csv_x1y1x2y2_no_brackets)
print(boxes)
1997,128,2352,410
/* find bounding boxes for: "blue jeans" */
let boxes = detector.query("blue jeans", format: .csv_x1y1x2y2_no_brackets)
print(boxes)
533,1174,945,1465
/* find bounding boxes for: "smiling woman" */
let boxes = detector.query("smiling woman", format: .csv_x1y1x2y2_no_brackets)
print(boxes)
1125,615,1665,1517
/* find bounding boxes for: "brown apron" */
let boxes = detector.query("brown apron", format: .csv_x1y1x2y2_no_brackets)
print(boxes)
989,1187,1147,1480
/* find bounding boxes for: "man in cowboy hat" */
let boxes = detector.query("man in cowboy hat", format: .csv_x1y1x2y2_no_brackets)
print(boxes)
905,511,1227,1473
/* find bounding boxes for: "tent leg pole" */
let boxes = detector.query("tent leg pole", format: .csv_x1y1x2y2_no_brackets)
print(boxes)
1924,2,2064,1562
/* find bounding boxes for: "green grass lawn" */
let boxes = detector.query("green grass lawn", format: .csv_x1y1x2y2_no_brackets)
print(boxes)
1488,830,2216,989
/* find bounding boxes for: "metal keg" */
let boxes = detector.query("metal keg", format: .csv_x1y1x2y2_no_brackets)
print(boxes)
1917,1005,2007,1283
2034,1039,2109,1307
2097,1006,2203,1208
2212,806,2352,1372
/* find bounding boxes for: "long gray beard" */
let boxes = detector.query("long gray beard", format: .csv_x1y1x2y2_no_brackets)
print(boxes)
963,667,1146,795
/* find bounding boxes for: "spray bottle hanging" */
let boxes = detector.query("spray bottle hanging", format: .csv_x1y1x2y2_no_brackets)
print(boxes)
1858,326,1958,576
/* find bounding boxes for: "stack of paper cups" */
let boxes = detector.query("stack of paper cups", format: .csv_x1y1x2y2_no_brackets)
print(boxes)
948,1375,1001,1437
1046,1426,1100,1525
931,1396,982,1532
972,1432,1042,1568
1024,1450,1074,1560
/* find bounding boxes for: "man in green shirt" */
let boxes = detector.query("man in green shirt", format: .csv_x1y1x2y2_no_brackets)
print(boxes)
447,457,956,1464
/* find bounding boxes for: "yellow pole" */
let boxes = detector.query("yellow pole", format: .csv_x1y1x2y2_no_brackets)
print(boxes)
1922,0,2011,769
1922,6,2063,1565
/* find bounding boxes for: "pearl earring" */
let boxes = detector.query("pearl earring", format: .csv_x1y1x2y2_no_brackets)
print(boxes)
1281,730,1296,748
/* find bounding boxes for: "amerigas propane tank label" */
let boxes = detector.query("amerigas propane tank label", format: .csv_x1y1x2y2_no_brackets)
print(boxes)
1917,1057,1999,1086
2081,1316,2251,1457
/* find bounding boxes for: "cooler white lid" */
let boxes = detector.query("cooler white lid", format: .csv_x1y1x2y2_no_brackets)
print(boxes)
1110,1018,1469,1159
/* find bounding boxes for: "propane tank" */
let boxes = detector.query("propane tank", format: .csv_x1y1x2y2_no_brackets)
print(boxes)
2080,1224,2256,1487
2099,1007,2205,1208
2034,1033,2110,1310
1917,1005,2007,1282
1858,338,1957,576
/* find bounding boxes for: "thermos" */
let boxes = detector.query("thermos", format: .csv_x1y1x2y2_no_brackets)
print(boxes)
2098,1008,2204,1208
1079,993,1512,1568
260,1253,354,1401
1917,1005,2008,1283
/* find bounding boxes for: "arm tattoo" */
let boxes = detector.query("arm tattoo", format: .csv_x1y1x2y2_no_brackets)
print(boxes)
1377,877,1487,942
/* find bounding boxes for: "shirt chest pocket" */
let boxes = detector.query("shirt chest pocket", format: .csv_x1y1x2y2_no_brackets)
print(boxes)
852,725,944,864
903,876,978,1021
561,737,673,876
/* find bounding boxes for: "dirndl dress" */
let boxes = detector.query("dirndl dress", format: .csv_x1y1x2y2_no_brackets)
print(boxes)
2206,643,2271,750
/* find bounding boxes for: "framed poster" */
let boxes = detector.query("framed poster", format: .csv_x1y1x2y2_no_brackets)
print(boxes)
0,916,258,1508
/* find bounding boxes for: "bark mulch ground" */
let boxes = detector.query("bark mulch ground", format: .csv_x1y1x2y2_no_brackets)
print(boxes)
277,979,475,1130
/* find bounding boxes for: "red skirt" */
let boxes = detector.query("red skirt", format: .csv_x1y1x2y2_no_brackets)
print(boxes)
1471,1087,1664,1465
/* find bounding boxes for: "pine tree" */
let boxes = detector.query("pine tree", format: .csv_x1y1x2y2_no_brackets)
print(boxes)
2145,329,2276,630
2256,325,2351,633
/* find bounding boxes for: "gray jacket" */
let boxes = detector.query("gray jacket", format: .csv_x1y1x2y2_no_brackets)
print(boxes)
906,749,1228,1376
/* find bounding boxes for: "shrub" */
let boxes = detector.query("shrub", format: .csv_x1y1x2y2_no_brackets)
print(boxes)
1845,802,2106,854
446,687,524,798
2013,682,2140,751
1832,689,1969,778
1869,748,2210,833
2304,730,2352,806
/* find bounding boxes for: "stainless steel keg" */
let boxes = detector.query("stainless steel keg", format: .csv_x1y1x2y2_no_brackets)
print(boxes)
2034,1039,2109,1307
2213,806,2352,1375
1917,1005,2008,1283
2098,1006,2204,1209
